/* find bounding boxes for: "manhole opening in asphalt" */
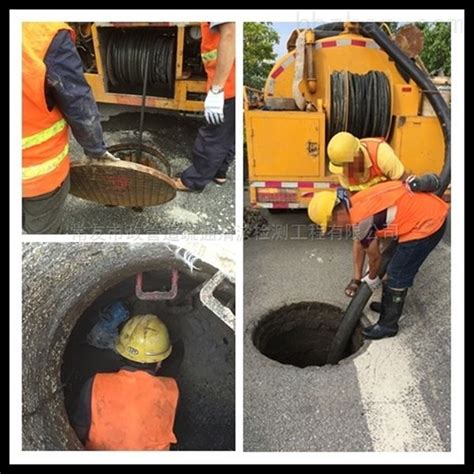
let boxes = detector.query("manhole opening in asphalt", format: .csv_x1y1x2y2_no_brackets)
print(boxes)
253,302,364,367
60,268,235,450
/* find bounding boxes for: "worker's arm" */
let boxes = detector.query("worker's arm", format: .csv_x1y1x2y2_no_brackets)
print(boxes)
376,142,406,181
70,377,93,444
352,209,390,284
212,23,235,89
364,238,382,279
44,31,107,157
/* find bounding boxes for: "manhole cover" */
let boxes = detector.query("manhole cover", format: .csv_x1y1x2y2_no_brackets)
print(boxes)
70,143,176,207
253,302,365,367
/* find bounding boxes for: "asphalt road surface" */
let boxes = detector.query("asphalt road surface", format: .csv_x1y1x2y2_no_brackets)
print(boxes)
244,209,451,452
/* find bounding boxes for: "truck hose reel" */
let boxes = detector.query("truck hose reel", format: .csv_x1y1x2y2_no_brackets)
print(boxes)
106,29,176,90
329,70,391,140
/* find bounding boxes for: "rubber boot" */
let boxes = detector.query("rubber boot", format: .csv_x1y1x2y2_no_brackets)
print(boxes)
363,284,408,339
369,301,382,313
369,300,406,320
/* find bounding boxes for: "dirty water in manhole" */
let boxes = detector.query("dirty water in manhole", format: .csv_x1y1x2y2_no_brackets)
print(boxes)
61,269,235,450
253,302,365,367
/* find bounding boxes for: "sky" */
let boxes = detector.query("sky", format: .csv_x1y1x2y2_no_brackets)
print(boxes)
272,22,299,57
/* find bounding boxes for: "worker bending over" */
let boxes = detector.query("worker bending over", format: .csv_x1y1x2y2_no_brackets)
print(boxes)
308,181,448,339
327,131,409,298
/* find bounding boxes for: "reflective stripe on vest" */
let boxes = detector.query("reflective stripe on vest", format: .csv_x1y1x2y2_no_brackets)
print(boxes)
22,144,69,180
22,118,67,150
201,49,218,62
347,175,386,192
22,23,72,196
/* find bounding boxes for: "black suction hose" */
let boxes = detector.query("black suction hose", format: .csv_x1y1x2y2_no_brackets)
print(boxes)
327,22,451,365
361,22,451,195
137,51,150,162
316,23,345,32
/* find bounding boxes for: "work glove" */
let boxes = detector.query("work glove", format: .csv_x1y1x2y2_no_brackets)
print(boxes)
404,175,417,192
87,150,121,162
404,173,440,193
204,89,225,125
362,274,382,292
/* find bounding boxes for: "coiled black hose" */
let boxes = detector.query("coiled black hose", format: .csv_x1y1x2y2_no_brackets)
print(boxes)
106,29,175,88
329,71,391,140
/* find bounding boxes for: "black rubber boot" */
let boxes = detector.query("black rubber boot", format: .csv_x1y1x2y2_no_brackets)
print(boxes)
369,301,382,313
363,284,408,339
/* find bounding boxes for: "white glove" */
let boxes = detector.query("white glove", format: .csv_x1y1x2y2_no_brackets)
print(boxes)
204,89,224,125
404,175,417,192
362,274,382,292
87,150,120,162
99,151,121,162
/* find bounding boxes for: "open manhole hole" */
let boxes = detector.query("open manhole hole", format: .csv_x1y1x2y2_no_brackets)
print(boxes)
60,269,235,450
253,302,365,367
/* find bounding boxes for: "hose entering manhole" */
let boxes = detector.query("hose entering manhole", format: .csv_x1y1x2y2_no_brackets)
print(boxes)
253,302,365,368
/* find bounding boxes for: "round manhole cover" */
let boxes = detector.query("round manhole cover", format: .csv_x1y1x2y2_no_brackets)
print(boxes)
70,160,176,207
253,302,365,367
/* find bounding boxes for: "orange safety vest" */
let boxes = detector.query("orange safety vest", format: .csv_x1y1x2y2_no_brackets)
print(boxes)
346,138,387,191
86,369,179,451
200,23,235,99
22,22,73,198
350,181,449,243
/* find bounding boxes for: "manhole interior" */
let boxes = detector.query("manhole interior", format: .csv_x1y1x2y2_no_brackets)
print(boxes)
253,302,364,367
61,269,235,450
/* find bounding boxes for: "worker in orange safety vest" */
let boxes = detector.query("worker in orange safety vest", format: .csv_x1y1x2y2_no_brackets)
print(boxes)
173,22,235,192
327,131,410,298
22,22,118,234
71,314,179,450
308,181,449,339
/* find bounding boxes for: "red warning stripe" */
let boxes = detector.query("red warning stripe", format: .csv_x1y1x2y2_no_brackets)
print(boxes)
271,66,285,79
322,40,337,48
351,39,366,47
264,181,282,188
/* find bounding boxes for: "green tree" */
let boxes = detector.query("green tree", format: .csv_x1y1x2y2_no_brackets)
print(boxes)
244,22,279,90
417,23,451,75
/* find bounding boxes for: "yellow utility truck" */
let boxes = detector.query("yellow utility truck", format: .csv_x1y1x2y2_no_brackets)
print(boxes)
245,22,448,209
71,22,207,112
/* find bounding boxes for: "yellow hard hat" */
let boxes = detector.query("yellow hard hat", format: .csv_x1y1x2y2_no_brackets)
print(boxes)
328,161,343,174
327,132,360,166
116,314,172,364
307,190,338,234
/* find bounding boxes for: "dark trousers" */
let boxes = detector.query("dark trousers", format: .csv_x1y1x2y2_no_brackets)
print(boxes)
181,98,235,191
22,175,70,234
387,218,448,288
